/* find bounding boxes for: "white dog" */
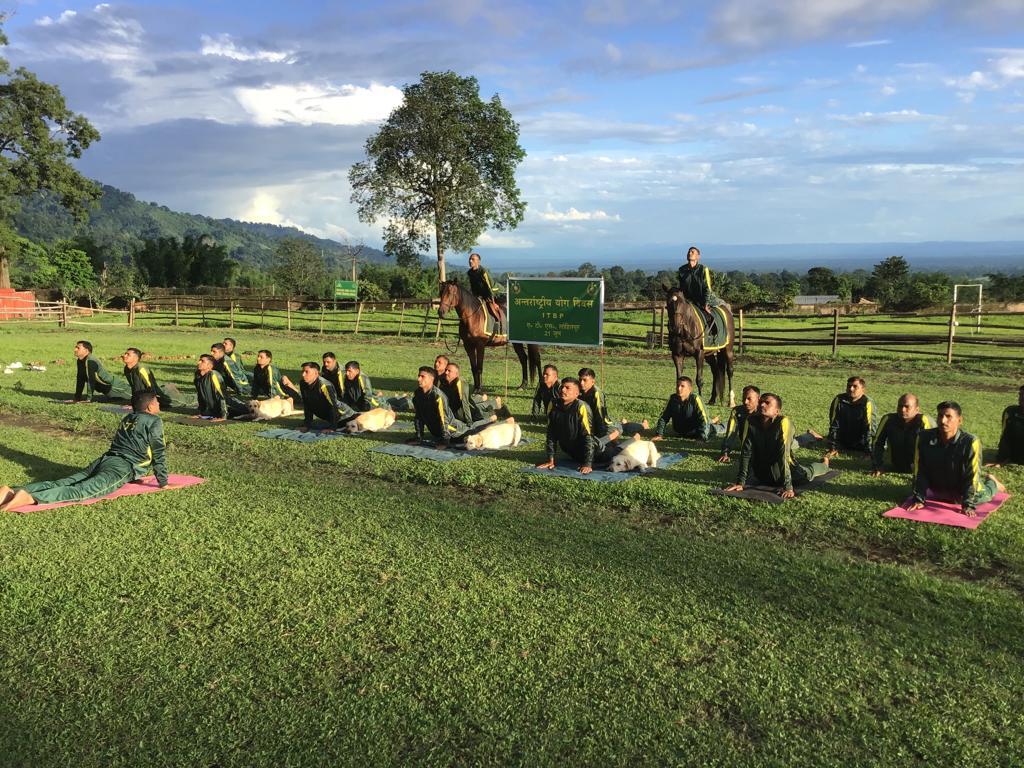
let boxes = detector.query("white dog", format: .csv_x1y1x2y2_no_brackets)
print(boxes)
464,417,521,450
248,397,295,421
346,407,397,433
608,434,661,472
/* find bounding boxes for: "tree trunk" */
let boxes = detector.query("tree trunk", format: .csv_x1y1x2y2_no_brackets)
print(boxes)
0,249,10,290
434,216,445,284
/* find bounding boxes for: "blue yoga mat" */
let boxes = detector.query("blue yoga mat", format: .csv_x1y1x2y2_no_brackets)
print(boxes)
519,452,687,483
452,436,533,453
255,428,347,443
369,443,470,462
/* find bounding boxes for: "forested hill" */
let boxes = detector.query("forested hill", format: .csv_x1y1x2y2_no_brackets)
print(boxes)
13,184,389,270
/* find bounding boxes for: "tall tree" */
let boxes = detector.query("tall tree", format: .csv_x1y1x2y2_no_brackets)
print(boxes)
349,71,526,283
271,238,327,298
0,21,101,288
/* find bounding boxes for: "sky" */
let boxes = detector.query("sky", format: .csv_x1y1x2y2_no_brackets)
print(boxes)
3,0,1024,268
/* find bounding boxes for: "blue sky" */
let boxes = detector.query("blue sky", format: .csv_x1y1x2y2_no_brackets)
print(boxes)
3,0,1024,266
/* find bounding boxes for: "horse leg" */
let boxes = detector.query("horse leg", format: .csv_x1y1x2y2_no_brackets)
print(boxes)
513,343,529,389
725,349,736,408
529,345,542,385
695,350,705,398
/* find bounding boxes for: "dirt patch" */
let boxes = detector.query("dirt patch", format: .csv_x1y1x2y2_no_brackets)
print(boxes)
0,411,81,437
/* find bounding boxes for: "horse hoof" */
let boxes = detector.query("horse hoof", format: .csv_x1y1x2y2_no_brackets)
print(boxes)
516,382,528,390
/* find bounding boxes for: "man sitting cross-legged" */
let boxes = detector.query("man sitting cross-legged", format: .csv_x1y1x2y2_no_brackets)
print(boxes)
904,401,1005,518
298,361,357,432
341,361,382,412
193,354,249,421
870,393,932,475
535,377,611,475
69,340,131,403
652,376,713,442
824,375,876,462
1,393,169,512
250,349,301,402
722,392,830,500
990,384,1024,467
407,366,469,447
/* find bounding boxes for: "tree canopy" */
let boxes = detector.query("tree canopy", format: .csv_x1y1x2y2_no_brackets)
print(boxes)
0,20,101,288
349,71,526,283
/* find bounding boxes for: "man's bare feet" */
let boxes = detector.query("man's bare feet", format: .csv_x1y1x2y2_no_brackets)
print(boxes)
808,429,825,440
0,486,13,506
494,396,502,409
1,489,35,512
988,473,1006,494
608,429,621,441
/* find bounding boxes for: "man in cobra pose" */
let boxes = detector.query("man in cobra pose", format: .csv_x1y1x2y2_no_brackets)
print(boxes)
718,385,761,462
70,340,131,403
407,367,469,447
991,385,1024,467
825,375,876,462
870,393,931,475
652,376,713,442
193,354,249,421
250,349,301,402
123,347,173,409
532,364,561,421
341,361,382,412
298,361,357,432
535,377,604,475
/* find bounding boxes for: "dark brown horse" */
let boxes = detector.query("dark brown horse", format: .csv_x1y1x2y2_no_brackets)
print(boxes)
666,287,735,406
438,280,542,393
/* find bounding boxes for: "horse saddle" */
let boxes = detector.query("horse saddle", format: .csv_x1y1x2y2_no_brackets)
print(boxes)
477,297,507,338
689,302,730,350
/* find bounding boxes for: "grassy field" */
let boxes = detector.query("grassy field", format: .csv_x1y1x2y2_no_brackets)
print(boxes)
1,325,1023,766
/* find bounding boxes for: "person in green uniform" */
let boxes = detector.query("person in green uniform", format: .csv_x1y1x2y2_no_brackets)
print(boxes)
223,338,243,368
577,368,621,446
433,355,450,380
652,376,713,441
825,376,876,461
193,354,249,421
991,385,1024,467
407,367,469,446
341,361,382,412
250,350,301,402
468,252,503,327
723,393,829,500
210,343,250,397
298,362,356,432
718,385,760,462
1,393,170,511
441,362,501,427
321,352,343,394
904,401,1005,517
69,340,131,403
532,364,561,421
677,246,717,329
122,347,174,409
870,393,932,475
535,377,602,474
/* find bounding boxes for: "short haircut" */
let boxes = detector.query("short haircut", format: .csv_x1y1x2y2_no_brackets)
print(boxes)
435,354,449,364
211,343,226,353
418,366,437,378
302,361,321,372
199,354,215,365
847,375,865,387
761,392,783,408
323,352,336,361
133,392,157,412
561,376,581,390
76,340,93,352
447,361,460,373
224,337,236,346
742,385,760,397
469,252,481,260
578,367,596,379
257,349,272,359
936,400,962,416
898,393,918,406
687,246,700,256
344,360,360,371
543,364,558,375
677,376,693,386
125,347,143,358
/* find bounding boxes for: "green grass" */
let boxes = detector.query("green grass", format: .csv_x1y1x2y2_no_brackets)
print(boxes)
1,326,1023,766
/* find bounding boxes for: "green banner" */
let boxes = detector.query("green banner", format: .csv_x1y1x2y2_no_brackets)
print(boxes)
506,277,604,347
334,280,358,300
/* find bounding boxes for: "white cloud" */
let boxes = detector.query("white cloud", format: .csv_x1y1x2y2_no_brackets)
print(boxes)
238,192,308,230
847,39,892,48
200,33,293,63
829,109,942,125
880,84,897,96
537,206,622,222
35,10,78,26
234,82,404,126
475,232,535,248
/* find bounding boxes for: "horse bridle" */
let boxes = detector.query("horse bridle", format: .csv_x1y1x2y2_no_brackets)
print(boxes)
667,292,704,344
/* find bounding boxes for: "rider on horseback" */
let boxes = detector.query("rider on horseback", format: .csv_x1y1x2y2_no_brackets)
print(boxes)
677,246,719,334
468,252,505,330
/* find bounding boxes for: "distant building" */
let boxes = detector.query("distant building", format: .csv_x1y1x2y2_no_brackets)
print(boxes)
793,295,840,306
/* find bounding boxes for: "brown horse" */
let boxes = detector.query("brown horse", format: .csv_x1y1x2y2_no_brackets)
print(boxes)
666,287,735,406
438,280,542,393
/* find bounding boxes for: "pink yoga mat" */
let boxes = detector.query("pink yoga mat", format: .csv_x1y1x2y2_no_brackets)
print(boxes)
9,474,205,514
883,492,1010,529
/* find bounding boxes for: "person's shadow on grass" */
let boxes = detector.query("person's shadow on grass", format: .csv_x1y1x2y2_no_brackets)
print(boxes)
0,444,78,480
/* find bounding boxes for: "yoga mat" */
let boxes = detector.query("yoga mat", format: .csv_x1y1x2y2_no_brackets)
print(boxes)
453,437,534,453
98,404,134,414
882,492,1010,529
519,452,687,483
709,469,841,504
346,420,415,435
255,428,348,443
9,474,205,514
369,443,470,462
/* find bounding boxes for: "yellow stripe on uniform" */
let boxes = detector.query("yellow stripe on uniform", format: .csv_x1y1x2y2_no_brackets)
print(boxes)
865,399,874,430
579,401,591,434
781,416,796,464
703,265,712,292
922,414,932,428
212,374,223,394
970,437,983,491
140,367,152,387
829,395,840,424
695,395,709,425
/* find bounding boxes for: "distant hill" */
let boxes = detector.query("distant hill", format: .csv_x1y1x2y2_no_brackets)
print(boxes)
13,184,390,271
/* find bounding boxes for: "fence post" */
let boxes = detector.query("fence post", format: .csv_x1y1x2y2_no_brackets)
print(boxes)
129,298,136,327
229,300,235,330
60,300,68,328
651,302,657,336
659,306,666,346
320,303,325,335
946,304,957,364
260,300,266,330
174,299,179,326
398,302,406,336
286,300,292,332
420,303,431,338
354,302,364,334
831,308,839,356
738,309,745,354
200,296,207,327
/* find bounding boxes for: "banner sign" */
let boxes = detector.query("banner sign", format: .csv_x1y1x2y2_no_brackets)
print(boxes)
506,277,604,347
334,280,358,300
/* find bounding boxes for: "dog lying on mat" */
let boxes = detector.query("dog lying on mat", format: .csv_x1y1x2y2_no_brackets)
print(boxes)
346,407,397,433
248,397,296,421
464,417,522,450
608,434,661,472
